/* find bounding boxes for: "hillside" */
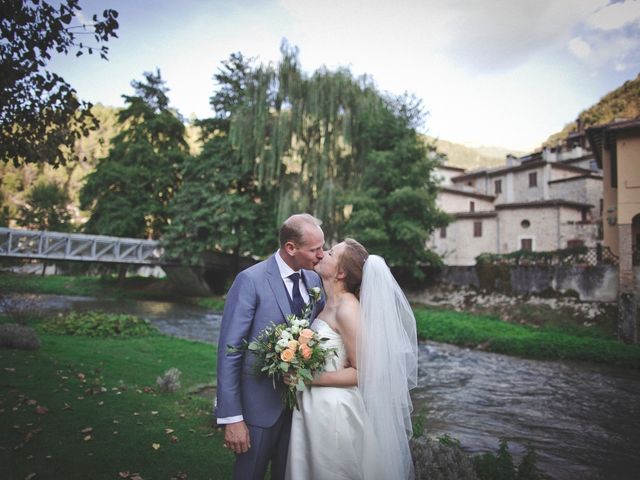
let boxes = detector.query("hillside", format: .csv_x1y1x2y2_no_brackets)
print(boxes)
424,136,525,170
544,73,640,146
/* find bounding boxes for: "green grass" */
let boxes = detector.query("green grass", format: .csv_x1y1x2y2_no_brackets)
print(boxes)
0,329,232,479
0,273,180,302
414,307,640,368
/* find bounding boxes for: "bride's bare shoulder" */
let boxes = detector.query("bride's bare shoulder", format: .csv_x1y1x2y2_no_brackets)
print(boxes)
335,294,360,326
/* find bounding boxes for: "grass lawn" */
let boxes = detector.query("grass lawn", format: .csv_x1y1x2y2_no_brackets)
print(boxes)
414,307,640,368
0,327,233,480
0,273,190,303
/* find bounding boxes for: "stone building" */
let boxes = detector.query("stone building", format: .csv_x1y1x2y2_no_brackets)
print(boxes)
587,118,640,343
428,145,603,266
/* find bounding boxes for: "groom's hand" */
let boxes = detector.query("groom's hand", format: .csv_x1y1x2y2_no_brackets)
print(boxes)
224,421,251,454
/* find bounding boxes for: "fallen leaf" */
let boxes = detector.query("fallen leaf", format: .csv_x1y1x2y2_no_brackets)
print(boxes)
152,443,160,450
130,475,144,480
118,472,129,478
170,435,179,443
26,399,37,406
76,373,86,380
34,406,48,415
4,367,15,372
133,412,139,416
25,473,36,480
164,428,174,434
81,427,93,434
62,403,72,411
151,411,158,415
83,435,92,441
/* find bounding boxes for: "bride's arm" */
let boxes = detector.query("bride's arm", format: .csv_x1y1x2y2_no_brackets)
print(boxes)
311,298,360,387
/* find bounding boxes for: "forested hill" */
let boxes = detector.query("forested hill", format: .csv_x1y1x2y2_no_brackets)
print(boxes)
544,73,640,146
424,136,525,170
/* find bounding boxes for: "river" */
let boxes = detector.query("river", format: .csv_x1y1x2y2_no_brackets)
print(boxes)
3,293,640,480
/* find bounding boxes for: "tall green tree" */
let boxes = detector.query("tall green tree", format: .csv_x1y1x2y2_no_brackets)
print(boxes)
344,93,449,278
80,70,188,239
17,181,72,231
163,53,276,272
1,0,119,167
226,43,447,277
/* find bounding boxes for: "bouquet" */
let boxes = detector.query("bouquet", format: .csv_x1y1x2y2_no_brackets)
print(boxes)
229,286,335,410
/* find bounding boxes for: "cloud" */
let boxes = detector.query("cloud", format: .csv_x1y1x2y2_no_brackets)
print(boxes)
568,37,591,59
586,0,640,30
568,0,640,72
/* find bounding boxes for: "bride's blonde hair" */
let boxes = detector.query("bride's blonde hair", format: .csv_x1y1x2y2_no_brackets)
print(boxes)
338,238,369,296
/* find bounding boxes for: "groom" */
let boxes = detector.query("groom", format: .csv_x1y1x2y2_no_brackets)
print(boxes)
215,213,325,480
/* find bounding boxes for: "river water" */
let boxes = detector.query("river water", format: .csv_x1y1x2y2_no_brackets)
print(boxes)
3,294,640,480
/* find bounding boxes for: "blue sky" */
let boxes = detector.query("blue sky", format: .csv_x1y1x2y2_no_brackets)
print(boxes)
49,0,640,152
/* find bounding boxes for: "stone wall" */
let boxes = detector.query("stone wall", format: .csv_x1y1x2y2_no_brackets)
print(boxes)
432,264,624,302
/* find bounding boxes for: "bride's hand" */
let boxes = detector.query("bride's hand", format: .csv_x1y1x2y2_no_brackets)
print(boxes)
283,373,297,386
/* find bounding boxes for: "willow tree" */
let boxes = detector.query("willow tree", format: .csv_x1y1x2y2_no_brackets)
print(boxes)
228,44,387,242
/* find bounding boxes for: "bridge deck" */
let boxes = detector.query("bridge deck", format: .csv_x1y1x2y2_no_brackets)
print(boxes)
0,228,163,265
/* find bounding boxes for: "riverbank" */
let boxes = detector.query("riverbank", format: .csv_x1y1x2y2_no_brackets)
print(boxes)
2,272,639,368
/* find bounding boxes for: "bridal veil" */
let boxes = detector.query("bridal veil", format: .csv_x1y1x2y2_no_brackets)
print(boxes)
358,255,419,480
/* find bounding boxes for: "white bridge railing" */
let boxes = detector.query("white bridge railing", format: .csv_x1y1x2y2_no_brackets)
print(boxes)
0,228,163,265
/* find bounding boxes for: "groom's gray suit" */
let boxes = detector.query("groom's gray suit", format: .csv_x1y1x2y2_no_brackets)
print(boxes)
216,254,324,479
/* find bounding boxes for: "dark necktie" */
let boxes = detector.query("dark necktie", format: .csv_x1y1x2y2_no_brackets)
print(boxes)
288,272,305,317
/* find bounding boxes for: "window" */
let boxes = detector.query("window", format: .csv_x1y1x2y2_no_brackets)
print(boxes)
470,201,475,212
599,199,603,215
440,227,447,238
495,179,502,194
473,221,482,237
581,209,588,223
611,142,618,188
567,239,584,249
521,238,533,251
521,219,531,229
529,172,537,187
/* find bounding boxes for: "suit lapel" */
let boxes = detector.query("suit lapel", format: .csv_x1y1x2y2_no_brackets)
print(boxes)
266,255,292,322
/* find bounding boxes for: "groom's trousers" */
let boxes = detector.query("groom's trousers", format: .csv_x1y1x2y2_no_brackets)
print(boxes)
233,410,292,480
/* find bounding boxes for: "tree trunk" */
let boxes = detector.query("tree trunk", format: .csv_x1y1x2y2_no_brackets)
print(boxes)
117,264,127,285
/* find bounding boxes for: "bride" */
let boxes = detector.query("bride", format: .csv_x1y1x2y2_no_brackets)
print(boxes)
285,238,419,479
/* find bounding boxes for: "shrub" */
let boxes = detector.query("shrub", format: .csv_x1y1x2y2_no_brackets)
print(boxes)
0,323,41,350
472,439,542,480
40,311,158,338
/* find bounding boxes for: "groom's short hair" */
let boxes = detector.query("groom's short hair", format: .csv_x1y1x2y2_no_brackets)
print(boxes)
279,213,322,247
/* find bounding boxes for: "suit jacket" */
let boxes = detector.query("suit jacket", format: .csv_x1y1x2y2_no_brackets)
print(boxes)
215,254,324,428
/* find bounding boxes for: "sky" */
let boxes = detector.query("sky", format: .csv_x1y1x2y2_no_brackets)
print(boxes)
49,0,640,153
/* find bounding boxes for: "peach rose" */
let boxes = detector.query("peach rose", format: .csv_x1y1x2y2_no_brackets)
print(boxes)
280,348,295,362
298,328,314,345
299,344,312,360
288,340,299,351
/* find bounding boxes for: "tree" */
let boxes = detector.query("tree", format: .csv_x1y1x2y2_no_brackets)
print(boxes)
163,53,276,273
344,94,449,279
224,43,447,278
80,70,188,239
0,0,119,167
163,135,276,272
17,181,72,231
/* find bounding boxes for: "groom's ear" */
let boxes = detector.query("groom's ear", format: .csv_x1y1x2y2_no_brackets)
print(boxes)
283,241,297,256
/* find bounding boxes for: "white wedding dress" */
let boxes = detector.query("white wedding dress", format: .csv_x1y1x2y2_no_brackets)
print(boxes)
285,319,382,480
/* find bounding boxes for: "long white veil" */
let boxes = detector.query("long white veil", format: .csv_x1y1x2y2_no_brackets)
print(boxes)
358,255,419,479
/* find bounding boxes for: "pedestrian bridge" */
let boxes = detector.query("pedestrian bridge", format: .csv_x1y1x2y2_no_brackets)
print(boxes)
0,227,163,265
